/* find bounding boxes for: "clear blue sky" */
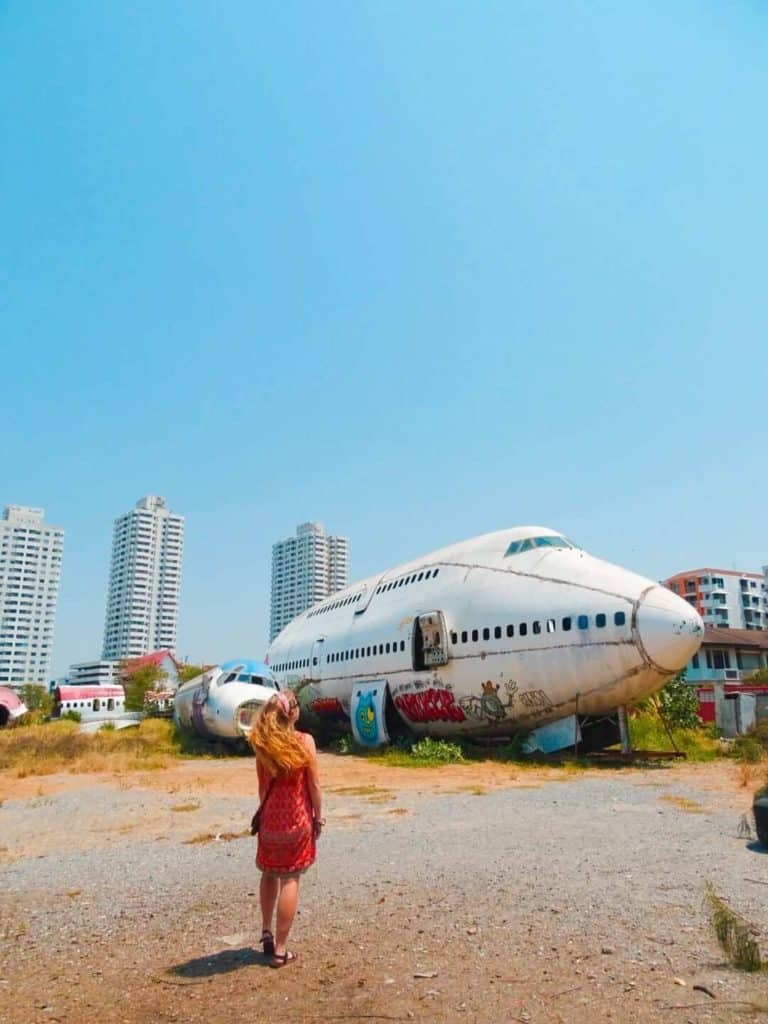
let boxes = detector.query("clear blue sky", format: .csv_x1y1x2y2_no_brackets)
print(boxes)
2,1,766,675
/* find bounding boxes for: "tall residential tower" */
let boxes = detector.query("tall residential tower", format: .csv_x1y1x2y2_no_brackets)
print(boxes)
102,496,184,659
0,506,64,687
270,522,349,640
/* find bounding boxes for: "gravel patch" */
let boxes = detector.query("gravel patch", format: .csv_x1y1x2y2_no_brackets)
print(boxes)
1,766,767,1023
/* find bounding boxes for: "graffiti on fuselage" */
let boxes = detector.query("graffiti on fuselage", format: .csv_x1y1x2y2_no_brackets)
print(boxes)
519,689,554,711
391,676,466,724
459,679,518,723
309,696,349,723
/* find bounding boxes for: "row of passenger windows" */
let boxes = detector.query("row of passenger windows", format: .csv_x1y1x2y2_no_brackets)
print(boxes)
449,610,627,644
308,568,441,618
375,568,439,594
327,640,406,663
273,611,628,674
274,641,407,673
308,592,364,618
273,658,313,672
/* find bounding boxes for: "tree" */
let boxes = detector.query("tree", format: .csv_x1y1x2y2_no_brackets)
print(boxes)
121,664,167,711
17,684,54,723
656,671,701,730
177,663,206,683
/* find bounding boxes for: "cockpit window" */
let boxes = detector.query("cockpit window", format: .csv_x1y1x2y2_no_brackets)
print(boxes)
222,672,277,689
505,535,577,557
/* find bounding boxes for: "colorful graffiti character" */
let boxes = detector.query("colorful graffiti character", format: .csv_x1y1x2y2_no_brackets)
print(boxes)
459,679,518,722
356,691,378,742
480,681,506,721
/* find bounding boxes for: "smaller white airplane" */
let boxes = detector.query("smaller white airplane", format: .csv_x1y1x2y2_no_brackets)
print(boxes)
173,659,278,741
0,686,27,727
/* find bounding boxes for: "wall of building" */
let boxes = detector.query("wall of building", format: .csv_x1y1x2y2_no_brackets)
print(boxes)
67,660,121,687
665,568,766,630
102,496,185,659
0,506,64,687
270,521,349,640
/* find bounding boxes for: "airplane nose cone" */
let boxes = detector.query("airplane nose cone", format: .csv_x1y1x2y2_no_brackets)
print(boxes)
636,586,704,673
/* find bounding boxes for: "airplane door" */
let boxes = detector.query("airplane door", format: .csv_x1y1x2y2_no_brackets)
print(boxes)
354,574,387,616
309,637,326,680
350,680,390,748
412,611,449,671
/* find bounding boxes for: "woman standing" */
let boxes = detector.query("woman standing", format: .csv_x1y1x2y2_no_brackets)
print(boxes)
248,691,323,967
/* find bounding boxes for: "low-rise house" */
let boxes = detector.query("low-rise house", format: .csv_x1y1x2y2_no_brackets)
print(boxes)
684,627,768,736
121,649,181,689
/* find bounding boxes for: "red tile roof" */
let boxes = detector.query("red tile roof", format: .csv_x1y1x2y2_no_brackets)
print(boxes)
702,626,768,650
121,650,180,674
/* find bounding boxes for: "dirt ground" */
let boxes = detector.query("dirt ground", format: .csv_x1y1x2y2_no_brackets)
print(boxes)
1,755,767,1024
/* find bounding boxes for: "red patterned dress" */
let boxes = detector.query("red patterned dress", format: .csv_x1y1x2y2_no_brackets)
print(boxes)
255,754,316,876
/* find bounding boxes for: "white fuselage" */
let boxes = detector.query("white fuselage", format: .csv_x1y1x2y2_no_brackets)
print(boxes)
174,660,278,740
267,526,704,739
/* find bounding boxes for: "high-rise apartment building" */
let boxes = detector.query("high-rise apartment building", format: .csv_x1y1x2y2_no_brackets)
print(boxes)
664,568,767,631
102,496,184,659
270,522,349,640
0,506,64,687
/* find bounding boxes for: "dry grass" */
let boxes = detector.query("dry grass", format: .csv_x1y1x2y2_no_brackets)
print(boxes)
0,719,176,777
660,795,706,814
705,882,763,972
329,784,384,797
737,762,761,789
183,829,249,845
170,801,201,813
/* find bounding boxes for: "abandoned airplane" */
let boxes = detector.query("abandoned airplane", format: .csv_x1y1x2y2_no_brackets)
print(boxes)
265,525,704,751
173,659,278,741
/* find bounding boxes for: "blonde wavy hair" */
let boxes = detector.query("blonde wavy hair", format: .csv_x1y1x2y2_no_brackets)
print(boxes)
248,691,310,777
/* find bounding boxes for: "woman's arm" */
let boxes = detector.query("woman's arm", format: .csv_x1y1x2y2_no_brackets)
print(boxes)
302,734,324,834
256,758,270,802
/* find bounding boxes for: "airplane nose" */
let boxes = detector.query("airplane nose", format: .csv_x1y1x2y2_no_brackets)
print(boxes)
635,586,704,673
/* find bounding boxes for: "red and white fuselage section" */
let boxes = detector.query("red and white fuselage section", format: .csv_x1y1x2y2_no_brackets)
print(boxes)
266,526,703,743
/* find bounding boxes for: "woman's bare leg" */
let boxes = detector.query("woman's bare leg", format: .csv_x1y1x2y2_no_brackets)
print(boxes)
274,876,300,955
260,872,279,933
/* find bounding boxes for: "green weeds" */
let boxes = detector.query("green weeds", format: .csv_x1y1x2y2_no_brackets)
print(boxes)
705,882,763,972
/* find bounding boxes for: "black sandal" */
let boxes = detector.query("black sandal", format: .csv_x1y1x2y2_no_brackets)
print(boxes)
269,950,297,969
261,929,275,958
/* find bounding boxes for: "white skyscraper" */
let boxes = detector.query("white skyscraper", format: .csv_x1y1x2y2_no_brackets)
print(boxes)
102,496,184,659
270,522,349,640
0,506,64,687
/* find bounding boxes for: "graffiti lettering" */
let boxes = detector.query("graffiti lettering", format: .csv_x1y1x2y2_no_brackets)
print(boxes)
519,690,553,710
310,697,348,722
395,688,466,724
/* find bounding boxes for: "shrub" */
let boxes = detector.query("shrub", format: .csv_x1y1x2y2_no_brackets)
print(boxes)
730,735,763,764
408,737,465,763
705,882,763,971
17,684,54,725
657,673,701,730
331,735,354,755
729,720,768,764
628,710,720,761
